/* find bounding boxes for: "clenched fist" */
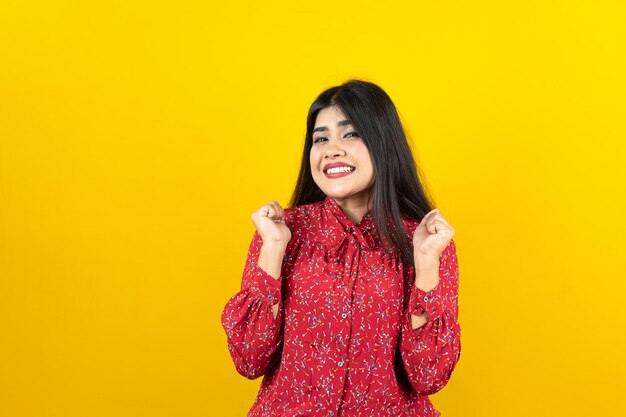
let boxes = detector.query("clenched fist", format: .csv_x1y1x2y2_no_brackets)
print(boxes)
412,208,455,269
251,201,292,247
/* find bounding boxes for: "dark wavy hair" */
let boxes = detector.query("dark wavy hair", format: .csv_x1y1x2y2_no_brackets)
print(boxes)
289,79,436,266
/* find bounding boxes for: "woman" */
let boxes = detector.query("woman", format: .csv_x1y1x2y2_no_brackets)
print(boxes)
221,80,461,416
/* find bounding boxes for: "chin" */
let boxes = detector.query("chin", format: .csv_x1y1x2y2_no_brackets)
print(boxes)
326,190,368,202
322,185,353,198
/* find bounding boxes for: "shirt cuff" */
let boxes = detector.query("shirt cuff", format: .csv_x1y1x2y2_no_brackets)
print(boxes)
247,261,282,305
408,283,445,322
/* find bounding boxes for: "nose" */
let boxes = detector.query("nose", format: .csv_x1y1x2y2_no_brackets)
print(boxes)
324,139,346,159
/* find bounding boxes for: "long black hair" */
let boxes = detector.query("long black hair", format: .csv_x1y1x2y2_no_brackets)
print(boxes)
289,79,436,267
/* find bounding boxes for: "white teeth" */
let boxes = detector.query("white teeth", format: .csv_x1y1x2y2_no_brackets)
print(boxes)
326,166,354,174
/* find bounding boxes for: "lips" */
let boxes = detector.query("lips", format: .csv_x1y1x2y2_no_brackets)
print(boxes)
322,162,356,179
323,162,355,174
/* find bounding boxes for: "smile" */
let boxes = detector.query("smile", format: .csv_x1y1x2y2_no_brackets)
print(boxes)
324,166,355,179
325,166,355,174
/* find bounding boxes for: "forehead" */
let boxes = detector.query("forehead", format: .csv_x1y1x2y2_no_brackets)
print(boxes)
314,106,350,127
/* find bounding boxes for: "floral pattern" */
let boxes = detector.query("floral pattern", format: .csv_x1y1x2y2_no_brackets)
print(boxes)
222,196,461,416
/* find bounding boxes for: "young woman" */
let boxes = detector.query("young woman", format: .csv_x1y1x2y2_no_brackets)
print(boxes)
221,80,461,417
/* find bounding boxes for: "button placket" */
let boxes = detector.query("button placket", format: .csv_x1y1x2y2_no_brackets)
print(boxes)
330,232,357,404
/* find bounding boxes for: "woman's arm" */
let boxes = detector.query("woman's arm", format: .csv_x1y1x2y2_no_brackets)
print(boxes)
258,241,287,319
399,239,461,395
410,262,439,329
221,231,287,380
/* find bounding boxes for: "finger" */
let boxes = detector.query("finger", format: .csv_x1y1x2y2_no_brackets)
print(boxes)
274,201,284,219
427,218,448,235
429,218,455,240
430,213,451,228
267,202,278,220
264,202,277,220
252,204,269,224
426,218,439,234
420,208,439,228
269,201,284,222
278,203,285,222
431,213,454,236
425,209,452,230
274,202,284,221
257,204,268,218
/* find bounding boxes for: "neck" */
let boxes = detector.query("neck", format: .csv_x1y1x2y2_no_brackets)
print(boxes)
333,194,372,225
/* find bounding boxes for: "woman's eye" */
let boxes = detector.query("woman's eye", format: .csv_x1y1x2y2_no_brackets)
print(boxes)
313,136,327,143
344,131,359,138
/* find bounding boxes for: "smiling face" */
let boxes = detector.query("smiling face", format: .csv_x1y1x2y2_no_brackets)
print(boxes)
309,106,375,207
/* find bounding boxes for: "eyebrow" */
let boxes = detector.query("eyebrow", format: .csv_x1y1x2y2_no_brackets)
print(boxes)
313,119,353,133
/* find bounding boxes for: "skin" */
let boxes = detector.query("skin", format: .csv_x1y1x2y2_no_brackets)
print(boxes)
250,201,289,319
309,106,376,224
410,207,455,328
251,106,455,325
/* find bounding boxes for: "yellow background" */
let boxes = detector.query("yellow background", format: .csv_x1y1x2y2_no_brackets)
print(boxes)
1,1,625,416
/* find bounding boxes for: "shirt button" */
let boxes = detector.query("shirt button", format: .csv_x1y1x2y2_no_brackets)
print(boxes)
341,313,347,319
268,294,274,301
423,296,429,302
338,361,344,367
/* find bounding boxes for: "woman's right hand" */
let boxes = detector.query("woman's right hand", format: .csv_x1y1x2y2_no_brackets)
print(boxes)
251,201,292,247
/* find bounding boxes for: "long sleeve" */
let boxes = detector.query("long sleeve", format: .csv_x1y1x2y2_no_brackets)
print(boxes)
221,231,284,380
399,239,461,395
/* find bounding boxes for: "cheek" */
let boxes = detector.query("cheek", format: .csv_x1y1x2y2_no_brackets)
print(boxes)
355,145,374,173
309,149,321,170
309,151,324,188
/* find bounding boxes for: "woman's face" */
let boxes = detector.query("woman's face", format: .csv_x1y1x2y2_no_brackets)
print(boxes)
309,106,375,205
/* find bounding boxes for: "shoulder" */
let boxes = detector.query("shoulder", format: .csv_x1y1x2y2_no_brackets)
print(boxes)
284,200,323,224
283,200,326,238
401,216,420,242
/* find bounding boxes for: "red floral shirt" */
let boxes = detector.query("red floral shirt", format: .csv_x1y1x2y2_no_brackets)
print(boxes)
222,196,461,416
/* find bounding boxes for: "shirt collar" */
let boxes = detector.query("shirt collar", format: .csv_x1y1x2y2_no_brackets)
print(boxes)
322,196,378,256
322,196,374,232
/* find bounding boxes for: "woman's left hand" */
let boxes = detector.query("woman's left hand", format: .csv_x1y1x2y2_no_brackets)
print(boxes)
412,209,455,269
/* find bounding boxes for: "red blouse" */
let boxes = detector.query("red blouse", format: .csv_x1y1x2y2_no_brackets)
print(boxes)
222,196,461,417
